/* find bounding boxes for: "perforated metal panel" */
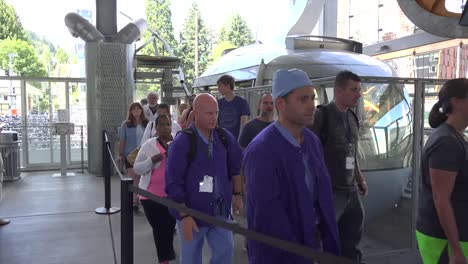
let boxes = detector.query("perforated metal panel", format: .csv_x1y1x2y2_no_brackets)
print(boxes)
86,42,134,174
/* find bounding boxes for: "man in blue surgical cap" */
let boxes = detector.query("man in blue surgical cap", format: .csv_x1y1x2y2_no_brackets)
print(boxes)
243,69,340,263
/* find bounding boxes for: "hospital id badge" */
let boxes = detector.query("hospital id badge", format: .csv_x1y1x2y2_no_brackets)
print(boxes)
199,175,213,193
346,156,355,170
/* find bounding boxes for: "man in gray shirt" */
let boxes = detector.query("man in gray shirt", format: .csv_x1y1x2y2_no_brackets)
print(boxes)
310,70,367,263
238,92,274,149
237,92,274,252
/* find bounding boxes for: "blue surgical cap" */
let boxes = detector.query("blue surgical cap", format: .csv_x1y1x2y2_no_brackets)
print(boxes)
272,69,312,100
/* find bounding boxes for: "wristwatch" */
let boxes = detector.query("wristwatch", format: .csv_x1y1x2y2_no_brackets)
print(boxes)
233,191,242,196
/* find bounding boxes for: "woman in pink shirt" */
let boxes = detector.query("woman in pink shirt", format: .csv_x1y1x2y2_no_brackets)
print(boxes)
134,115,175,264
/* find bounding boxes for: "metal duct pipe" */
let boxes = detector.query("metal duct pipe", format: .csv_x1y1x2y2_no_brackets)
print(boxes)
113,19,147,44
64,13,104,42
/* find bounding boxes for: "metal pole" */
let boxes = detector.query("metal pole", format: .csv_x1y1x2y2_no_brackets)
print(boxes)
65,82,72,166
95,130,120,214
81,125,84,174
410,80,425,250
20,79,29,167
49,81,53,163
194,9,199,77
121,178,134,264
60,133,67,176
104,140,110,209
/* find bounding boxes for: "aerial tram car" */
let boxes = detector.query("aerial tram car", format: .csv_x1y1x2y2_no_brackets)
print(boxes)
193,35,413,219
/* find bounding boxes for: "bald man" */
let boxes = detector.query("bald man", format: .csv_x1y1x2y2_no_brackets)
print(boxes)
165,93,243,264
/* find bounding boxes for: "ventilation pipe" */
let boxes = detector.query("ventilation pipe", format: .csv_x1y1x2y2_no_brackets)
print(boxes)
64,13,104,42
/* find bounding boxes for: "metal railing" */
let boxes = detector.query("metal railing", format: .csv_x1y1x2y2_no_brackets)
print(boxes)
1,124,87,172
99,130,353,264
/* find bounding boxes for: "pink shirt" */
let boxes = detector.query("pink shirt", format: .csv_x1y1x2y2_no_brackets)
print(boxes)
140,141,168,200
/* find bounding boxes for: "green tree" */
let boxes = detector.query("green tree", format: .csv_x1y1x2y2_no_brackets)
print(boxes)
26,31,58,75
178,3,214,86
56,48,72,64
0,38,47,77
0,0,26,40
26,31,56,54
141,0,178,56
219,13,254,47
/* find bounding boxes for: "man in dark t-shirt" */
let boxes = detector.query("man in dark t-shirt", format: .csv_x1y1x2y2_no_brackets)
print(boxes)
238,92,274,149
217,75,251,139
310,71,367,263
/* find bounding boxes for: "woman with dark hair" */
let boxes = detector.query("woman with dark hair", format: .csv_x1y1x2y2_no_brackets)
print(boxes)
134,115,175,264
178,94,196,129
118,102,149,209
417,78,468,264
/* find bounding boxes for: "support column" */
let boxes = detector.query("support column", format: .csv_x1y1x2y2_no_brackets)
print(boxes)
86,42,134,174
96,0,117,38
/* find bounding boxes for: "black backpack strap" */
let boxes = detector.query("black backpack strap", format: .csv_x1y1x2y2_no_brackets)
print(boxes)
348,109,360,129
175,127,229,168
215,127,231,180
316,104,329,145
215,127,229,149
179,128,197,166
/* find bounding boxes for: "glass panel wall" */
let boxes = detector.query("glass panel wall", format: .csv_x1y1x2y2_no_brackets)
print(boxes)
0,77,87,170
25,81,53,165
68,82,87,163
0,79,23,166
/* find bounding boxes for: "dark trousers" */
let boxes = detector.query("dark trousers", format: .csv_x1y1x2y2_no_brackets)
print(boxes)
141,199,176,262
334,187,365,263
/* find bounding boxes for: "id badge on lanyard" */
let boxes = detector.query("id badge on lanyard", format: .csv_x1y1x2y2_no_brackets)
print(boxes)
199,175,214,193
343,114,355,170
199,131,214,193
345,143,355,170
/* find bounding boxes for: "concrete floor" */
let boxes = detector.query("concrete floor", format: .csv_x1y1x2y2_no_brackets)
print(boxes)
0,171,421,264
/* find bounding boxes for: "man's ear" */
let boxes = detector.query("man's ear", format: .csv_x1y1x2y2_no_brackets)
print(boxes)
275,97,285,112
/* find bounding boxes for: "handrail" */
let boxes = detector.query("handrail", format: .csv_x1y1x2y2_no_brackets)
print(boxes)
103,132,353,264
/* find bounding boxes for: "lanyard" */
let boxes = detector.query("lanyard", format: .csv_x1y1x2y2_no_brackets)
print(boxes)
342,111,352,144
207,132,213,159
193,127,213,159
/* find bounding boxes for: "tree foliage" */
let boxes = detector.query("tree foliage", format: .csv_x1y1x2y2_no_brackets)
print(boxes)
0,0,26,40
56,48,75,64
26,31,56,53
178,3,214,86
141,0,178,56
0,38,47,77
219,13,254,47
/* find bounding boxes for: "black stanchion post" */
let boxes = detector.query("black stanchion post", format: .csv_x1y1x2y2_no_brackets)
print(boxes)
95,130,120,214
121,178,134,264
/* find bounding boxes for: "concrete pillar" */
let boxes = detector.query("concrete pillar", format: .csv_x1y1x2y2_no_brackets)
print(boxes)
86,42,134,174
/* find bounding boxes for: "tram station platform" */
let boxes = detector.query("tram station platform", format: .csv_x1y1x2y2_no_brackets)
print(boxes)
0,171,421,264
